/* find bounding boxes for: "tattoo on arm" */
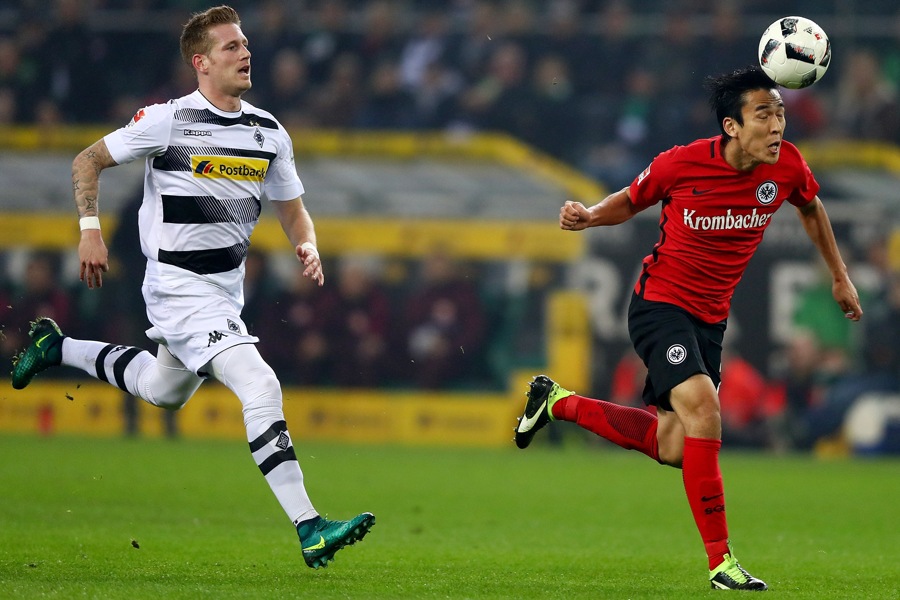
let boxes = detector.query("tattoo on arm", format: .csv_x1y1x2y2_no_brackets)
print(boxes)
73,140,116,218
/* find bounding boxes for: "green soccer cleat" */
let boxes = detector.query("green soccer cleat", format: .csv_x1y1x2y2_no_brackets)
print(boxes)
298,512,375,569
514,375,574,449
710,543,767,591
10,317,65,390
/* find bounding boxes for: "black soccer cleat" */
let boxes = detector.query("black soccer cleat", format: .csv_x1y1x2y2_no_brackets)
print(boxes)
514,375,573,449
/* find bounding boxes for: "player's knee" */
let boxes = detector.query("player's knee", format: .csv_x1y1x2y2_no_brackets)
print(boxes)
151,387,191,410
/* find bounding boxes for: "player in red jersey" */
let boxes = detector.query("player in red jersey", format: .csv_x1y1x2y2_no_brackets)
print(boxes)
515,66,862,591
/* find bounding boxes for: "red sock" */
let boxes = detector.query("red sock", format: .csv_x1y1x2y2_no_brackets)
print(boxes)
682,436,730,570
552,395,660,462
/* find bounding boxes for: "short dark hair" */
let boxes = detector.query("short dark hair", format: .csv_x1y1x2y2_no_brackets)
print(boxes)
705,65,778,137
179,5,241,67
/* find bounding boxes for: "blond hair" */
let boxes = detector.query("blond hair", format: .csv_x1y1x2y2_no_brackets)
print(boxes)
179,5,241,66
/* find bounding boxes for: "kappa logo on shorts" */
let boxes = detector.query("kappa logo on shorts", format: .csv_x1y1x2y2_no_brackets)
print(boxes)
227,319,241,334
207,330,229,347
666,344,687,365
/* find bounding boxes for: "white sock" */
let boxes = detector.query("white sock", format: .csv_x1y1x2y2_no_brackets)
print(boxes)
61,339,202,408
61,338,155,397
210,344,317,526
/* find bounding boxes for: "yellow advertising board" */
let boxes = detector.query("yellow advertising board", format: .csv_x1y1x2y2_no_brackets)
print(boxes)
0,381,521,447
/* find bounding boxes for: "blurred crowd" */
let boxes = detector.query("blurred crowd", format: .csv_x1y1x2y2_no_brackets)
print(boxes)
0,244,555,393
3,229,899,452
2,0,900,186
2,0,900,451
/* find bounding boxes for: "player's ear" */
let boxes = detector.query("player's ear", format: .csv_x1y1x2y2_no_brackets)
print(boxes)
722,117,738,137
192,53,207,73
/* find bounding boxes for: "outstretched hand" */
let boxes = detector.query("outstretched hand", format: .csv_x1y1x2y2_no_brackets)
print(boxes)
78,231,109,289
560,200,592,231
297,242,324,286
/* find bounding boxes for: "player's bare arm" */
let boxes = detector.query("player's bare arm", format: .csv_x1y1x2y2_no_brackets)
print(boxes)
796,196,863,321
72,138,118,289
560,187,643,231
271,197,324,286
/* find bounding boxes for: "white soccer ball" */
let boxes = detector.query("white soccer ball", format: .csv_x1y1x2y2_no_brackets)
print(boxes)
758,16,831,89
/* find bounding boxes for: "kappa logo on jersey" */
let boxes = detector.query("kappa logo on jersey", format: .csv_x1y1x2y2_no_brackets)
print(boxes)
683,208,773,231
184,128,211,137
666,344,687,365
207,330,230,347
191,155,268,181
756,180,778,205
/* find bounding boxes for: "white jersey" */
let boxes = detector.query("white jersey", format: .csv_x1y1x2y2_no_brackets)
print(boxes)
104,90,304,304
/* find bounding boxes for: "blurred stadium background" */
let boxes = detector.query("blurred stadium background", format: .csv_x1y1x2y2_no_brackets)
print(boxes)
0,0,899,455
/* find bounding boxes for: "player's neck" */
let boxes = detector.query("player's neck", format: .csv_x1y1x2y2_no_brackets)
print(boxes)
721,138,761,172
197,84,242,113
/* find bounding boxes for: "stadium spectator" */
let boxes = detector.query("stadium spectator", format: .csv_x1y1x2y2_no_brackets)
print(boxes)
804,262,900,448
264,260,333,386
457,41,532,137
352,0,403,75
520,53,582,162
8,5,374,568
301,0,356,86
39,0,111,123
767,328,830,451
398,250,488,389
792,247,868,378
514,66,862,591
356,59,417,129
446,0,497,86
398,8,453,91
325,255,393,387
261,48,315,129
830,48,900,143
310,52,365,127
1,251,73,379
407,57,461,129
718,347,773,448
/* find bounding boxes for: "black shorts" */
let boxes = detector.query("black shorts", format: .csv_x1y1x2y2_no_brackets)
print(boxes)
627,293,726,411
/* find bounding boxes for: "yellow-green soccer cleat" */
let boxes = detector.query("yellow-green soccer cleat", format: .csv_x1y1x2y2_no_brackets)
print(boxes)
10,317,65,390
710,543,767,591
298,512,375,569
514,375,574,449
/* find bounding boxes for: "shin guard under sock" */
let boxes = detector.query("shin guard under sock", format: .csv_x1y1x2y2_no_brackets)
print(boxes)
682,436,730,569
552,395,660,462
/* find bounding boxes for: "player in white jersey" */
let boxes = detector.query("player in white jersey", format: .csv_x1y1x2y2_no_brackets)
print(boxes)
10,5,374,569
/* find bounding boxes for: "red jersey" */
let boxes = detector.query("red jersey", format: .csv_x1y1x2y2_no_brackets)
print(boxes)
628,136,818,323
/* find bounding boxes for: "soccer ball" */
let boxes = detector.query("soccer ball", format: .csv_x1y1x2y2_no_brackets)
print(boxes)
758,16,831,89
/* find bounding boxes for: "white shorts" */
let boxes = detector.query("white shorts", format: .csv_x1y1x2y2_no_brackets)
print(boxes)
143,278,258,375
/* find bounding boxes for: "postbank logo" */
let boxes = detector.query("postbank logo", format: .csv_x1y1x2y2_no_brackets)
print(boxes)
191,155,268,181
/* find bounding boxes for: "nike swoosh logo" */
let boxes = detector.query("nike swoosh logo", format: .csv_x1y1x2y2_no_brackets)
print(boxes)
35,333,52,348
516,399,547,433
701,494,724,502
692,187,714,195
302,536,326,553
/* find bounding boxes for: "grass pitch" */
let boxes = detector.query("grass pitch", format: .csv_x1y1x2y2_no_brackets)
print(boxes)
0,434,897,599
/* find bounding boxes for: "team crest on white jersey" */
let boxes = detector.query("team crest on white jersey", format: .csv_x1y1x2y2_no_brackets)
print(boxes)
253,126,265,148
756,180,778,205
